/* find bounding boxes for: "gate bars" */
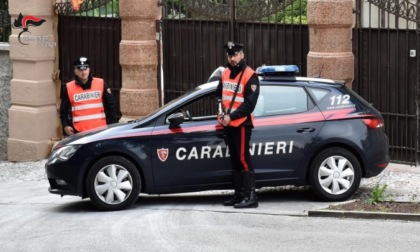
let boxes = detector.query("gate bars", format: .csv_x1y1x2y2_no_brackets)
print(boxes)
0,0,10,42
159,0,308,103
353,0,419,165
54,0,122,118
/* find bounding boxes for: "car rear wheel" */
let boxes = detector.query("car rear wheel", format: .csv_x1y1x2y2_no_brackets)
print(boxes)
86,156,141,211
309,148,361,201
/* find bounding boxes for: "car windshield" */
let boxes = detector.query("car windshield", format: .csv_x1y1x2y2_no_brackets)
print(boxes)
132,83,214,123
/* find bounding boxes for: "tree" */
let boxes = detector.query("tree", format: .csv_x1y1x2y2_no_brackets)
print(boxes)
275,0,307,24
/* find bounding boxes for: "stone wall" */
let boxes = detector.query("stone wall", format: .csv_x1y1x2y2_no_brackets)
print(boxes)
0,44,12,161
307,0,354,86
119,0,160,121
8,1,58,161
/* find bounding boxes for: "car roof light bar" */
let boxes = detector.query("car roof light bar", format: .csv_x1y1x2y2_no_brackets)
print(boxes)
256,65,299,75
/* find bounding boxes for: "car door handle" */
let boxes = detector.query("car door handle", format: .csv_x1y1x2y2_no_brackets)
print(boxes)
297,127,315,133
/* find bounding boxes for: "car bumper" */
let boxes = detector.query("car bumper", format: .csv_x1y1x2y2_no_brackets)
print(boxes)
45,161,86,197
363,132,390,178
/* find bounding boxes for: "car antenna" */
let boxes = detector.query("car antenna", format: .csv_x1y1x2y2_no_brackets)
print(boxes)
314,63,324,78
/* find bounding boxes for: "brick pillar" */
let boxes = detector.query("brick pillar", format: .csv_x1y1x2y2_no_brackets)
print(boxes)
307,0,354,86
7,1,58,161
119,0,160,121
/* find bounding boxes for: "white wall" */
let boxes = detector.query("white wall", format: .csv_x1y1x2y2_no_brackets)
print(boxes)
361,0,417,29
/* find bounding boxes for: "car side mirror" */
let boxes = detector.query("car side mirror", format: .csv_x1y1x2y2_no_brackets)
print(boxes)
207,66,225,82
167,112,184,128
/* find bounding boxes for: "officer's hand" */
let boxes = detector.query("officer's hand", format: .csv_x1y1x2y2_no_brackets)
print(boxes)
222,115,231,126
64,126,75,136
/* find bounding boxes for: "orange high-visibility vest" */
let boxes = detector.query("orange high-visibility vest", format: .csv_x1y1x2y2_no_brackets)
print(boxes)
67,77,106,132
220,67,255,127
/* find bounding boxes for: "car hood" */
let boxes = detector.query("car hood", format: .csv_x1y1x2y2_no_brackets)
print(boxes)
55,121,146,147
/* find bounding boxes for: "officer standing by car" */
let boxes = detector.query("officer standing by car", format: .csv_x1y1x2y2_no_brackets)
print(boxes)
60,56,118,136
216,42,260,208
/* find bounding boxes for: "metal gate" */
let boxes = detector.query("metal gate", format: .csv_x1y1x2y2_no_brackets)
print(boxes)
0,0,10,42
160,0,309,103
352,0,420,165
54,0,121,117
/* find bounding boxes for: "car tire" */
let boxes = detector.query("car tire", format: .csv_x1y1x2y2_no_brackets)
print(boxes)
86,156,141,211
309,147,361,201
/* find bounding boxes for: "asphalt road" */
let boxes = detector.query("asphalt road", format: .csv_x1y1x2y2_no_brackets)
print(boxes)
1,180,419,252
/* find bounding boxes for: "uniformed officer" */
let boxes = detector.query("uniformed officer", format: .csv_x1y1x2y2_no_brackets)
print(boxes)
216,42,260,208
60,56,118,136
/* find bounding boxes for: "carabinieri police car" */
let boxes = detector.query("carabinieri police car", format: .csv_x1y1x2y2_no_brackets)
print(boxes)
45,65,389,211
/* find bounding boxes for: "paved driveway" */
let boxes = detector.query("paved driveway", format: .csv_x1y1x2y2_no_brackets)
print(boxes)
1,180,420,252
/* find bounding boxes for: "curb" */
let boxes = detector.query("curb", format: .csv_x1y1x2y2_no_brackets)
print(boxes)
307,209,420,222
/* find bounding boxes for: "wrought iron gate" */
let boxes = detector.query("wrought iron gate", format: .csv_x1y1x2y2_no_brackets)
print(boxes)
54,0,121,117
352,0,420,165
159,0,309,103
0,0,10,42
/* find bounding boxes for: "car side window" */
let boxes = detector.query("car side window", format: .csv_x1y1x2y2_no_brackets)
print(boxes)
179,93,218,122
307,87,331,103
254,85,308,116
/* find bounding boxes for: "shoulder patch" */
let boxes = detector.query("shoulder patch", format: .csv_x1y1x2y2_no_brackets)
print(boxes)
251,84,257,92
107,88,112,94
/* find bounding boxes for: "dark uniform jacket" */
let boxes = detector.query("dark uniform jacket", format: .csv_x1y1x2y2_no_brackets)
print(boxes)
60,75,118,131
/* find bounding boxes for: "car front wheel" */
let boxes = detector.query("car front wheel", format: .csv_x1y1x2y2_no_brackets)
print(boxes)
309,147,361,201
86,156,141,211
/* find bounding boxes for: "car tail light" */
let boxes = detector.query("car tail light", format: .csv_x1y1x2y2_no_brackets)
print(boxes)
362,118,384,129
376,162,389,169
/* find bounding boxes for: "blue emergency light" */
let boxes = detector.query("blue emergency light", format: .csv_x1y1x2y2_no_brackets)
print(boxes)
256,65,299,75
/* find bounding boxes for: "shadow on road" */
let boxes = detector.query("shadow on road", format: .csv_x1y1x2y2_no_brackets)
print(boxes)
136,187,319,206
49,186,329,214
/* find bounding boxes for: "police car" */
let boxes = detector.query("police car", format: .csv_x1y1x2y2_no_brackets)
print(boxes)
45,65,389,211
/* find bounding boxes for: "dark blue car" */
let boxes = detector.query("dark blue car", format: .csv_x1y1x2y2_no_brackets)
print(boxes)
45,65,389,211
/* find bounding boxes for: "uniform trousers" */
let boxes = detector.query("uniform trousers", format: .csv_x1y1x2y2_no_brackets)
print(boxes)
224,125,255,194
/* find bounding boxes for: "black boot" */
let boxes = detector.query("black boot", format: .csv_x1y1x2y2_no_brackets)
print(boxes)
234,190,258,208
223,193,243,206
234,172,258,208
223,171,243,206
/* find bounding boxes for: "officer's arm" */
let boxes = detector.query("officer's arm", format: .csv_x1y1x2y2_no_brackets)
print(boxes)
102,83,119,124
59,84,72,128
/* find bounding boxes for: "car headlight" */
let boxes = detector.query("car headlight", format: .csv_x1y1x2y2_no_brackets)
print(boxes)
47,145,81,165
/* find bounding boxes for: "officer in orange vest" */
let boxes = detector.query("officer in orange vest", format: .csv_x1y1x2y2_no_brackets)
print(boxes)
60,56,118,136
216,42,260,208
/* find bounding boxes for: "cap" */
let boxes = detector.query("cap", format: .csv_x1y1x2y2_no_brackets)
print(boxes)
73,56,90,70
223,41,244,56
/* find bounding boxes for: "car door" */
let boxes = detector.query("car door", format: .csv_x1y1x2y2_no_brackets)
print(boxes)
150,93,233,187
251,84,325,183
